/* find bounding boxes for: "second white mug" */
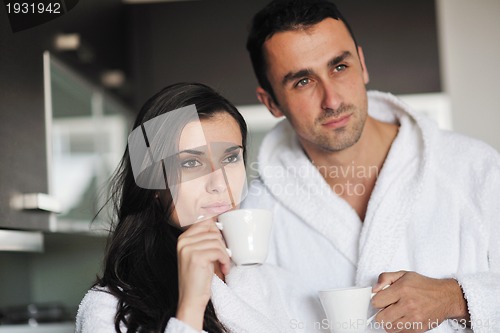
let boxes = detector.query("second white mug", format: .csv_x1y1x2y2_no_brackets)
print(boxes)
318,286,374,333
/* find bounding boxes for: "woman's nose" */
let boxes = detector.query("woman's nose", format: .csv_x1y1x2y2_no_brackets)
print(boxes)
206,169,227,193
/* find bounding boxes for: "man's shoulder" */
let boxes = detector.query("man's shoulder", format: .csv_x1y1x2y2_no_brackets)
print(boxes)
430,128,500,183
435,129,499,164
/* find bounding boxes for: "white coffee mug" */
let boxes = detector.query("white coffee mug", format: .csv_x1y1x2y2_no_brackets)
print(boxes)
216,209,272,265
319,286,386,333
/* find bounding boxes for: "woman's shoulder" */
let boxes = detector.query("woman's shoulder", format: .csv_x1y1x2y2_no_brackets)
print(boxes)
76,286,120,333
78,286,117,310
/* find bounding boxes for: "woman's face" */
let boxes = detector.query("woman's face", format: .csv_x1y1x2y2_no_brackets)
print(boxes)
170,112,246,227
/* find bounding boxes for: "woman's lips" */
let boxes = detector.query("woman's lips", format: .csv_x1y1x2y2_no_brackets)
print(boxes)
322,114,351,129
201,203,232,214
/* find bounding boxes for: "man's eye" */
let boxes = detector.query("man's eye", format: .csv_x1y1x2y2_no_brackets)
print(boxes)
181,159,202,168
335,64,347,72
295,78,310,87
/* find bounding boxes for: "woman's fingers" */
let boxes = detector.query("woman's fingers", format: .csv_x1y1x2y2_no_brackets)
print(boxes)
178,228,226,252
179,239,230,268
188,248,230,269
179,238,226,256
179,220,224,240
177,221,231,274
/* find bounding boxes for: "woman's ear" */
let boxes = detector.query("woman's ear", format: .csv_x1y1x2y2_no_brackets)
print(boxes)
256,87,284,118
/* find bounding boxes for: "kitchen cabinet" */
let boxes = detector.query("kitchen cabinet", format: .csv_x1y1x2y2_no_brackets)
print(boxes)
46,52,130,234
0,66,51,233
0,52,130,238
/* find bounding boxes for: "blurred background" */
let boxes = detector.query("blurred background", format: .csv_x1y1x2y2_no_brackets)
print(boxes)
1,0,499,331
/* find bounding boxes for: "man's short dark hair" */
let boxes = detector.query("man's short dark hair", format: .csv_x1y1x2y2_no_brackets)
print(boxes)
246,0,358,102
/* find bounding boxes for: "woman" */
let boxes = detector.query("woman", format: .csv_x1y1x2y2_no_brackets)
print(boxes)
76,83,323,333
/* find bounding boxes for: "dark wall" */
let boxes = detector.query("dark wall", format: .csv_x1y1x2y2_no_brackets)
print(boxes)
338,0,441,95
129,0,441,108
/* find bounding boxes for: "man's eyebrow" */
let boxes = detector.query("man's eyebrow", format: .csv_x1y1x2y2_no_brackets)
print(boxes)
282,69,314,86
327,51,353,69
281,51,353,87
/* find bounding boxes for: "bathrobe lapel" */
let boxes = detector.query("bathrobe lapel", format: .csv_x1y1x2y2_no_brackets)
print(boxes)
355,93,435,286
259,121,362,266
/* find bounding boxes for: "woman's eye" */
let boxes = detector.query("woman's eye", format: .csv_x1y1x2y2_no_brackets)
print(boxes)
181,159,202,168
221,153,241,164
295,78,310,88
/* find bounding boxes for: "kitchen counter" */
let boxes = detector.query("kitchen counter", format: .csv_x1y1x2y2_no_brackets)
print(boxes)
0,323,74,333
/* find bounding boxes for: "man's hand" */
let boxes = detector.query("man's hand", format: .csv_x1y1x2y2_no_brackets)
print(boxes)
371,271,469,333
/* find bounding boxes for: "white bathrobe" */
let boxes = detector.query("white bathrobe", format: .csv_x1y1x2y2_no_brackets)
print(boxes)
75,264,327,333
242,91,500,333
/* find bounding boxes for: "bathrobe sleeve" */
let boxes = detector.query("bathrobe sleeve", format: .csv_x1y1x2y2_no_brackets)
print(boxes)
76,288,120,333
454,154,500,333
165,318,208,333
76,288,207,333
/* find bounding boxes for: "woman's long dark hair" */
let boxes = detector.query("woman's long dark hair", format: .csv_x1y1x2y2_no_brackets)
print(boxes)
96,83,247,333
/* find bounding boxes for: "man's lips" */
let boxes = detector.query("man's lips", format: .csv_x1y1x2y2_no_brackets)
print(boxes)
322,114,351,129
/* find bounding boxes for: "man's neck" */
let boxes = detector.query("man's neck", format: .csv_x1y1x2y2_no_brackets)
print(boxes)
301,116,399,220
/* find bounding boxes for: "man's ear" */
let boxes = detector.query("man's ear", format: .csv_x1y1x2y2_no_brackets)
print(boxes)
256,87,284,118
357,46,370,85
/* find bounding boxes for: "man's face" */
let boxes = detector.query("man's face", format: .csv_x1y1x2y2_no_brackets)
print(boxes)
261,18,370,153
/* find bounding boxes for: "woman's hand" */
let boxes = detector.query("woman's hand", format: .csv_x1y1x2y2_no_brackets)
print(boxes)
176,220,231,330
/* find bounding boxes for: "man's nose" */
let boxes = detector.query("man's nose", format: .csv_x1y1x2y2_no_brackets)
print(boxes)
320,82,342,111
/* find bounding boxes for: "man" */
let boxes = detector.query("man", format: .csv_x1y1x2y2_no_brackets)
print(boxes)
243,0,500,332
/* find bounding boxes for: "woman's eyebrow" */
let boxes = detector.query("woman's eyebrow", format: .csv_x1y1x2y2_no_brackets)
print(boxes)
224,145,243,153
178,149,205,155
177,145,242,155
